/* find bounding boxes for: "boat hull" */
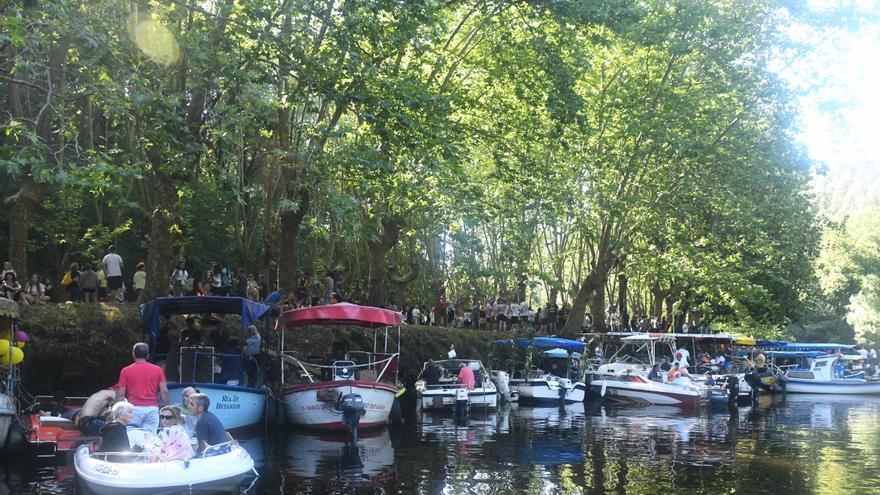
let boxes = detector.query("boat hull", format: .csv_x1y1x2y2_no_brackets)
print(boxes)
74,444,254,495
283,380,396,430
783,380,880,394
418,387,498,410
590,379,702,409
167,383,267,430
512,379,586,404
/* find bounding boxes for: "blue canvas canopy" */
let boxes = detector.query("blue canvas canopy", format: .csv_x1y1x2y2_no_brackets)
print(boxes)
754,341,855,352
142,296,270,349
544,348,581,359
737,350,825,359
493,337,586,352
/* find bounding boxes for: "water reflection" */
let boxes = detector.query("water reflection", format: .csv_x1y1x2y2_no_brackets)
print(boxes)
7,396,880,494
281,428,396,492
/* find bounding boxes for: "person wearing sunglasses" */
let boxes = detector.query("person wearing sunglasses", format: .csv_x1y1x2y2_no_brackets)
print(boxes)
152,405,194,462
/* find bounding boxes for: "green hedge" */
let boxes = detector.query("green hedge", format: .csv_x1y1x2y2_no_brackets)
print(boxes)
16,303,510,395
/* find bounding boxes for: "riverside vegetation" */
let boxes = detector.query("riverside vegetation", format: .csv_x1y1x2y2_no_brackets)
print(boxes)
18,303,506,395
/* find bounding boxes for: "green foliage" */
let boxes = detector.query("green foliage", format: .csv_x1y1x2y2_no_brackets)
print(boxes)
0,0,831,334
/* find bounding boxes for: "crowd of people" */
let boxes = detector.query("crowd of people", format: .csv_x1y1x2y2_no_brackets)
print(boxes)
392,298,572,334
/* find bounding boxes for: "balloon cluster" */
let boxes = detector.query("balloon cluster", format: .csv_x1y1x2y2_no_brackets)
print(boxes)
0,330,27,366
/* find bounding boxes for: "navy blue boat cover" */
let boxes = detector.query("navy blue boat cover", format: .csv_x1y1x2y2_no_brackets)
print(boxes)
142,296,270,348
493,337,586,352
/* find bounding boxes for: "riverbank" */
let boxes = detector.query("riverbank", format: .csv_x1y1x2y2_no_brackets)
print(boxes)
17,303,510,395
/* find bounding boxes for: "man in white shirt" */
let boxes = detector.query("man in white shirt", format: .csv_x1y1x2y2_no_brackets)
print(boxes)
102,245,124,303
675,348,690,368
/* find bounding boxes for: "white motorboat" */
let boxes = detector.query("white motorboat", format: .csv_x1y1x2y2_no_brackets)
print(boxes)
415,359,498,411
783,354,880,394
279,304,402,430
512,373,587,404
589,334,706,409
591,371,704,409
494,337,588,405
74,440,255,495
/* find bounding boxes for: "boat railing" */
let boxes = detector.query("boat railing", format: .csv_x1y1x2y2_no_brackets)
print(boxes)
289,353,399,384
202,439,239,457
158,349,257,387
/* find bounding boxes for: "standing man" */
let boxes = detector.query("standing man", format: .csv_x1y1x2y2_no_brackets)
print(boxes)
322,271,335,305
189,393,227,453
458,362,475,389
115,342,169,434
102,245,124,303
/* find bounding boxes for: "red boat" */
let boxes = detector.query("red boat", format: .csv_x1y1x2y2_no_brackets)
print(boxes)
23,396,97,462
278,303,402,431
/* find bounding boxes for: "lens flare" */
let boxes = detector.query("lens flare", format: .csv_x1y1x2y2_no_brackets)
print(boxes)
127,14,181,66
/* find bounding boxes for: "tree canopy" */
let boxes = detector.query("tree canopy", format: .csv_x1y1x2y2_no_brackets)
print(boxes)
1,0,831,336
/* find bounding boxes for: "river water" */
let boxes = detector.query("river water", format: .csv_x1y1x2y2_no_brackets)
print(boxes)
4,394,880,494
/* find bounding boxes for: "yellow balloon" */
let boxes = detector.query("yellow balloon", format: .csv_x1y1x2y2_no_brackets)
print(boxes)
15,340,25,349
1,346,23,365
0,339,9,356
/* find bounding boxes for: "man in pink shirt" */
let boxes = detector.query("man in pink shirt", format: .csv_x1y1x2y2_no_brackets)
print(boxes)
115,342,169,433
458,363,475,389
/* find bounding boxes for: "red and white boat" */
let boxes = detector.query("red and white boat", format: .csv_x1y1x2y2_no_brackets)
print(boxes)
588,334,706,409
278,303,402,431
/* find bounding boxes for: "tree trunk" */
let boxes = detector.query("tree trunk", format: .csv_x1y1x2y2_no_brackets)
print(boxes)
144,177,178,300
563,268,607,336
618,273,628,325
588,283,606,333
6,173,41,274
277,189,310,293
390,262,420,308
366,215,403,306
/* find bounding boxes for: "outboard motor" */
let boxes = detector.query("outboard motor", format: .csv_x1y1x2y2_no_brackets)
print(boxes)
339,393,365,446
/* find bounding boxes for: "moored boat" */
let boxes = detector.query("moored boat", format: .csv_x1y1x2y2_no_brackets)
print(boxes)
142,296,271,430
415,359,498,410
589,334,706,409
279,303,402,431
782,354,880,394
1,296,21,452
496,337,588,405
0,392,13,452
74,440,254,495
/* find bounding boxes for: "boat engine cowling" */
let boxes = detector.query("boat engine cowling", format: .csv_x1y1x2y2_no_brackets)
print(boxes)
339,393,365,444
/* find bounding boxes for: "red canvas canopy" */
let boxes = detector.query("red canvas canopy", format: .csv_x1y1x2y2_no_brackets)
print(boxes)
277,303,403,329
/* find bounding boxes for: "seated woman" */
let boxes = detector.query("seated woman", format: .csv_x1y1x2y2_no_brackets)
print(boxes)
153,405,194,462
100,402,136,461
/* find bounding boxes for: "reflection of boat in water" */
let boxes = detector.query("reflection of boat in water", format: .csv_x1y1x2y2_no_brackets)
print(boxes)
284,429,395,481
511,402,585,428
592,405,703,446
418,408,507,445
